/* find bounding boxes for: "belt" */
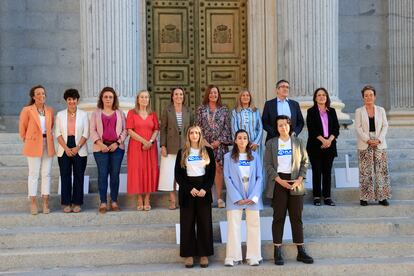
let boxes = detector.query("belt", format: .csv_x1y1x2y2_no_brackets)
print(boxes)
42,134,47,138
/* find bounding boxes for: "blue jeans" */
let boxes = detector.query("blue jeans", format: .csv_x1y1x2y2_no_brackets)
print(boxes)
93,148,125,203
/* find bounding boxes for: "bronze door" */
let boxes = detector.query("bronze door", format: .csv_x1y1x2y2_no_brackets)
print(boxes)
146,0,247,114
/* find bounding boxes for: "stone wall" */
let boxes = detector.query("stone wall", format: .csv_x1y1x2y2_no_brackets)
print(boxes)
338,0,389,113
0,0,81,116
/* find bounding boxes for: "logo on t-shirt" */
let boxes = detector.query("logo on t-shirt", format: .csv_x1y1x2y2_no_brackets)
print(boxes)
278,149,292,156
239,160,250,166
188,155,203,161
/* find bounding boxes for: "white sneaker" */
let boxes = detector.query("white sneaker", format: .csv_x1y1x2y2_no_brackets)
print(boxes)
248,259,260,266
217,199,226,208
224,259,234,267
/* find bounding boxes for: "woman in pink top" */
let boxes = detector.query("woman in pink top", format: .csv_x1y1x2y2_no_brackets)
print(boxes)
90,87,127,214
306,88,340,206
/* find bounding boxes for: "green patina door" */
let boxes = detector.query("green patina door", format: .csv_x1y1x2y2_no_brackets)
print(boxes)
146,0,248,114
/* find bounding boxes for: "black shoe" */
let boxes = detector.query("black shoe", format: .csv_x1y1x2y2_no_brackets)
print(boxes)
324,198,336,206
274,246,284,265
379,199,389,206
313,198,321,206
360,200,368,206
296,245,314,264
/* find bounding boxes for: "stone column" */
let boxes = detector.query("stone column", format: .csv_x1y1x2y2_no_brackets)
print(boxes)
276,0,349,120
247,0,277,110
79,0,147,112
387,0,414,126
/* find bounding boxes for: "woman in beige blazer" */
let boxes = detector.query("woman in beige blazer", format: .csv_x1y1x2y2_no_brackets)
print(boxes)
19,85,56,215
55,89,89,213
355,85,391,206
159,87,193,209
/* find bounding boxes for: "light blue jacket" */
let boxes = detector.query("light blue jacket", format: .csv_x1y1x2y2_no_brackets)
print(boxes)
223,151,263,210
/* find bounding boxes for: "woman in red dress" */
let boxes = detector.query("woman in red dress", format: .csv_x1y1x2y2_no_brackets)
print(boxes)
126,90,160,211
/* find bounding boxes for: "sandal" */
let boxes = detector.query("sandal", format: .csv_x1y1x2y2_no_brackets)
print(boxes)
137,198,144,211
168,200,177,210
31,203,38,215
72,205,81,213
144,197,151,211
111,202,121,212
98,203,107,214
63,205,72,213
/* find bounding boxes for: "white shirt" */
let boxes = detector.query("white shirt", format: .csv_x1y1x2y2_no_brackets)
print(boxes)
186,148,206,176
277,138,292,173
238,153,250,192
39,114,46,134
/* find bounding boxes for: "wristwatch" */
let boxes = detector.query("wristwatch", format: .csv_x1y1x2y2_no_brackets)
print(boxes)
149,139,154,144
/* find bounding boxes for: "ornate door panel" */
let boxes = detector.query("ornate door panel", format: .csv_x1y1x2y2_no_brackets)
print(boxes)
147,0,247,114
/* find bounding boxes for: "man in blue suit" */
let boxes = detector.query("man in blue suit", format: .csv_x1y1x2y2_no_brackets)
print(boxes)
262,80,304,141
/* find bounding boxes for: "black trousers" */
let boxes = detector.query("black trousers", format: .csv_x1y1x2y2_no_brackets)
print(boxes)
309,150,335,198
58,136,87,206
272,173,304,244
180,177,214,257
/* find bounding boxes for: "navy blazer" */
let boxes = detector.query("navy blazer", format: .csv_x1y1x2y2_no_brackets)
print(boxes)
305,106,340,157
262,97,304,141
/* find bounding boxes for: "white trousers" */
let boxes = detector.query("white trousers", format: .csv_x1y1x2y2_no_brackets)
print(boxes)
225,209,262,263
27,139,53,197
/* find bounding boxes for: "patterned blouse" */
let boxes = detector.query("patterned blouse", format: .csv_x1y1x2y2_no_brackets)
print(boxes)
196,104,232,163
230,108,263,146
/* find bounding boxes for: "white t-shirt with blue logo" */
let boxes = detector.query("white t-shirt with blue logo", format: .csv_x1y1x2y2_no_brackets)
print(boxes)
277,138,292,173
186,148,206,176
238,153,250,192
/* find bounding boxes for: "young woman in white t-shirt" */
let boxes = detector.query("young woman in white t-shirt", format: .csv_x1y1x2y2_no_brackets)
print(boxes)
223,129,263,266
264,115,313,265
174,126,216,268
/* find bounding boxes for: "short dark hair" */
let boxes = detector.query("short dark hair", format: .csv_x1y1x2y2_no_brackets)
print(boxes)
274,115,293,137
202,85,222,106
97,86,119,110
27,85,46,106
312,87,331,108
63,89,80,100
276,79,289,88
361,85,376,97
170,87,186,104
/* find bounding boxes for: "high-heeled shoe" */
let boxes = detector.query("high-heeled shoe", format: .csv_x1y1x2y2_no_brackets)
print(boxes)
144,198,151,211
42,195,50,214
168,200,177,210
30,203,38,215
137,198,144,211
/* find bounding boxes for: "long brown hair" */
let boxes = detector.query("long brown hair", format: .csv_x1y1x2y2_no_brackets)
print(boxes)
231,129,254,162
27,85,46,106
134,90,153,114
97,86,119,110
180,126,210,168
202,85,222,106
235,88,257,112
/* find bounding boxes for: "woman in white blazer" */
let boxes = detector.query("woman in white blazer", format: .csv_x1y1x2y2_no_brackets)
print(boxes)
355,85,391,206
55,89,89,213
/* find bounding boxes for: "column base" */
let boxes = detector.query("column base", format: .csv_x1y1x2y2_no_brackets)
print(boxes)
387,110,414,126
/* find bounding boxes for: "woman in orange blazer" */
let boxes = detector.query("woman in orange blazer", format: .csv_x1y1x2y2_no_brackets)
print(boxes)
19,85,56,215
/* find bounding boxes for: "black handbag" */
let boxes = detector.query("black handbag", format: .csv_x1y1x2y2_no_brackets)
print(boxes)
289,180,306,196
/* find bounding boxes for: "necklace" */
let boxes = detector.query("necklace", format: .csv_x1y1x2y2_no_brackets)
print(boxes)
69,108,76,118
207,107,217,127
37,107,45,116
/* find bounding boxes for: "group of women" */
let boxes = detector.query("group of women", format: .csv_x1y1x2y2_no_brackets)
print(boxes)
19,83,391,267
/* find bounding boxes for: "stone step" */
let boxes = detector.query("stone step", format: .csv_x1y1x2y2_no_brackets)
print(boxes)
11,257,414,276
1,202,414,228
1,217,413,250
1,186,413,212
1,237,413,271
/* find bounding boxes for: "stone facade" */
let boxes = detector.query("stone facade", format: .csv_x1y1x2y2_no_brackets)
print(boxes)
0,0,413,125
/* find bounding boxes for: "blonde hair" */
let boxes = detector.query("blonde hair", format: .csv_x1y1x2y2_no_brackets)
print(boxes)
180,126,210,168
235,88,257,112
134,90,153,114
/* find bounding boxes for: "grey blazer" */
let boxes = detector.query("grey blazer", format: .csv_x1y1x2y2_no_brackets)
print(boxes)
160,105,193,154
264,135,309,198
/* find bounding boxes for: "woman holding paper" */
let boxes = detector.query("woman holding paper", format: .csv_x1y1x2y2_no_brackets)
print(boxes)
158,87,193,210
355,85,391,206
223,129,263,267
306,88,339,206
175,126,216,268
264,115,313,266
